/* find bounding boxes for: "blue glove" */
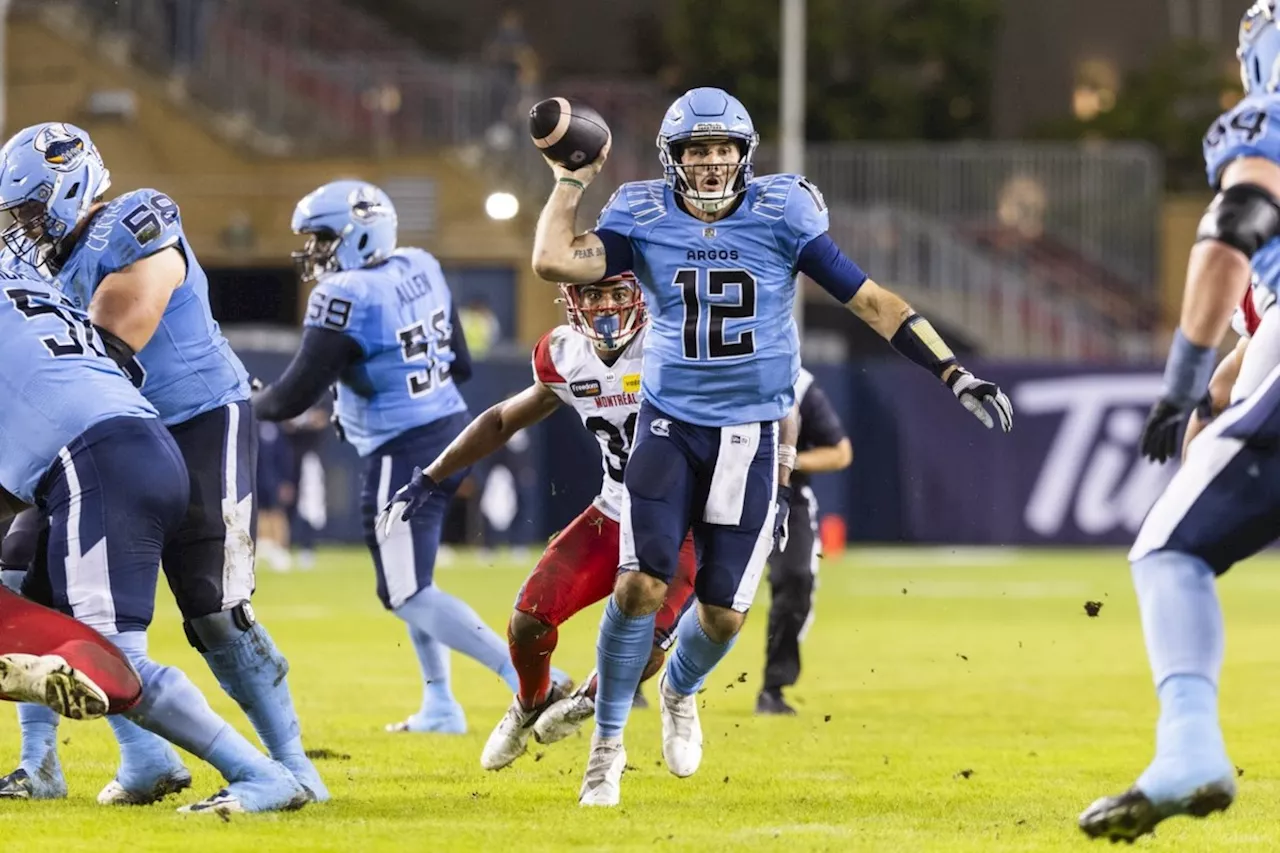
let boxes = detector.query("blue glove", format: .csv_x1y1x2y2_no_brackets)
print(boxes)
773,485,793,552
375,466,438,542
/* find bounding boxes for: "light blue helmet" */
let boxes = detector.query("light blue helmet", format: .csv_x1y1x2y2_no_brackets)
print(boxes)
0,122,111,270
656,87,759,213
291,179,397,284
1239,2,1280,94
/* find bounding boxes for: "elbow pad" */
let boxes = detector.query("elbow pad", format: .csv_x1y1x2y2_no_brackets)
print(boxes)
1196,183,1280,257
94,324,137,370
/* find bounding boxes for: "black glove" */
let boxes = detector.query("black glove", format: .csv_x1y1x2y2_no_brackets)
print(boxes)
1140,397,1201,464
773,484,793,552
946,368,1014,432
376,467,439,541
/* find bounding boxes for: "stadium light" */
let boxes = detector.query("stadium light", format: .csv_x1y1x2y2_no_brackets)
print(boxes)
485,191,519,221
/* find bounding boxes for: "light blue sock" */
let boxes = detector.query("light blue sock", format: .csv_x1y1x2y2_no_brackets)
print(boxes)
17,702,64,796
408,625,456,712
594,597,655,739
111,631,277,785
1131,552,1233,800
395,585,518,692
105,713,186,791
665,606,738,696
199,622,305,763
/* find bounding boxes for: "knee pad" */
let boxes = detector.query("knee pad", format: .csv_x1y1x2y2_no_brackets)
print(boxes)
183,603,257,653
1,509,43,571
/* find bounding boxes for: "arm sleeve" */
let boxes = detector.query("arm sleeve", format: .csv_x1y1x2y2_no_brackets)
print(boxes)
252,327,363,422
448,304,473,383
796,233,868,303
798,384,848,448
592,186,637,279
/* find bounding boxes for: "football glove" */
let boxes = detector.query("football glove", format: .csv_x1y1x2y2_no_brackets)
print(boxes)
1139,397,1202,464
773,485,793,553
376,466,437,543
947,368,1014,432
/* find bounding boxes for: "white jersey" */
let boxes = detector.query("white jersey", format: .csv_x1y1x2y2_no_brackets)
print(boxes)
532,324,646,521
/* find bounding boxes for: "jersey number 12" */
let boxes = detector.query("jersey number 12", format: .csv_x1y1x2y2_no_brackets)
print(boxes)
672,268,757,360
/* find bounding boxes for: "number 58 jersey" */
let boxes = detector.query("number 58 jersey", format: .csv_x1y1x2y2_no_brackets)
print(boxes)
54,188,250,425
306,247,468,457
532,324,647,521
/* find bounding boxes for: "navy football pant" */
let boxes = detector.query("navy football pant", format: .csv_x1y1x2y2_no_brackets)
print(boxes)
621,401,777,612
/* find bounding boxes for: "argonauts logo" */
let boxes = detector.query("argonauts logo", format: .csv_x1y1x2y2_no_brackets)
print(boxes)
33,125,86,171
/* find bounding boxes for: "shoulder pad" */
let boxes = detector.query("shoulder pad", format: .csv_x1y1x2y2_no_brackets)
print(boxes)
532,325,573,385
94,188,183,270
598,180,668,231
1204,95,1280,188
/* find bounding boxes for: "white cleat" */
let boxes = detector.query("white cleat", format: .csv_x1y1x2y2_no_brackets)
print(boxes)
0,653,108,720
658,672,703,778
481,687,564,771
578,734,626,807
533,684,595,745
97,769,193,806
177,789,245,816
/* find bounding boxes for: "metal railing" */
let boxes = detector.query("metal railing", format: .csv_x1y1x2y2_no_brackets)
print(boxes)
828,205,1157,362
787,143,1163,297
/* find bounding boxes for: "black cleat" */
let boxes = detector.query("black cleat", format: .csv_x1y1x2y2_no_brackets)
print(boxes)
0,769,33,800
755,689,797,716
1079,782,1235,843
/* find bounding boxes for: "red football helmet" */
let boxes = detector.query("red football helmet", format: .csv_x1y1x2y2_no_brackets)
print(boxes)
558,272,647,351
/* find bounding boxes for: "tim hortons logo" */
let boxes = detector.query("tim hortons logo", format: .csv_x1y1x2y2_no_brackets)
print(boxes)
1015,374,1178,538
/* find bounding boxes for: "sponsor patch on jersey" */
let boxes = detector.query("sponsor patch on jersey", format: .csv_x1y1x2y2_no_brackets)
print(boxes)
571,379,602,398
622,373,640,393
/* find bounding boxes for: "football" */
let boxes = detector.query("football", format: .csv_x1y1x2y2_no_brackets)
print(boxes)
529,97,610,170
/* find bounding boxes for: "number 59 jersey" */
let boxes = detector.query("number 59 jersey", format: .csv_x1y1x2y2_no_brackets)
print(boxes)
54,188,250,425
532,324,647,521
1204,93,1280,295
594,173,829,427
306,247,468,457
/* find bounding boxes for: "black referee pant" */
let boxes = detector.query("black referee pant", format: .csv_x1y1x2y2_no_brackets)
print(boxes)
763,485,820,692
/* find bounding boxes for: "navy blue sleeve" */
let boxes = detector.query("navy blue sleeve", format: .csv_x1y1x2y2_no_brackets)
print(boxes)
798,384,847,449
796,233,868,303
594,228,636,279
448,304,473,383
252,327,362,422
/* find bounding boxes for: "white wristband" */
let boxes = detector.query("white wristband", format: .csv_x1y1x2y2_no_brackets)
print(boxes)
778,444,797,471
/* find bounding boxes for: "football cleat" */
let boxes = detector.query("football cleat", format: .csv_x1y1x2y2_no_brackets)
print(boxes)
98,769,193,806
386,703,467,735
1078,781,1235,842
177,789,245,816
755,688,797,716
481,685,565,771
0,767,66,800
0,653,108,720
578,734,626,808
658,672,703,778
533,681,595,745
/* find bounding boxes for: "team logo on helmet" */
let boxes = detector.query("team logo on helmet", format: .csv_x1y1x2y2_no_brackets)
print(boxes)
349,185,390,221
33,125,86,171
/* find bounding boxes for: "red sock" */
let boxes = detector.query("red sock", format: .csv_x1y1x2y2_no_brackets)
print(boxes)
508,616,558,710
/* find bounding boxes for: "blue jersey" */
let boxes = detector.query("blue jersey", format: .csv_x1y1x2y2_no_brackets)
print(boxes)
594,174,827,426
54,188,250,425
1204,94,1280,295
0,277,157,502
305,247,468,456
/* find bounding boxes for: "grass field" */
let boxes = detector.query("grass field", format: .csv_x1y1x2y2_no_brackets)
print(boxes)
4,545,1280,851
